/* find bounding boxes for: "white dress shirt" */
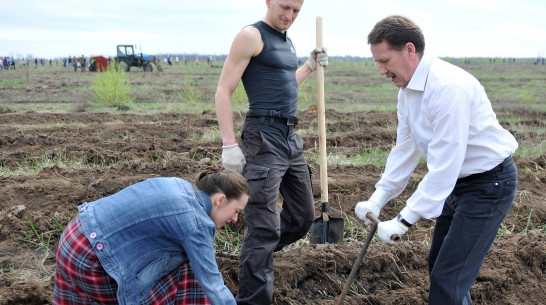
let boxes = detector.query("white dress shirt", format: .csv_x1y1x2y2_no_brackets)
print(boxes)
370,55,518,224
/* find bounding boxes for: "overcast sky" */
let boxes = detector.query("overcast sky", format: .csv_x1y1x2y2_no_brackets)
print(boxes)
2,0,545,59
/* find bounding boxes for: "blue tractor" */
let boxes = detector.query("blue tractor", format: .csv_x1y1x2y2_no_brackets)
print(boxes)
115,45,162,72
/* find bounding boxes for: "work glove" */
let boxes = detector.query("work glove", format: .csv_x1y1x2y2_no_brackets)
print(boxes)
221,144,246,173
377,217,409,244
306,47,328,71
355,200,382,226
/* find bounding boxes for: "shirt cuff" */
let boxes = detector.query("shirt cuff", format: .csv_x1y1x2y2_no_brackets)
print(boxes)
400,207,420,225
369,189,391,207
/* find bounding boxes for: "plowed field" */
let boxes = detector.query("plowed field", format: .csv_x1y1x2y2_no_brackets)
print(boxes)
1,62,544,304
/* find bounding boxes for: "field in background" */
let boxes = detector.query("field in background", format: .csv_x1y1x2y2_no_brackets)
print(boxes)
2,58,545,159
0,59,545,304
2,58,545,112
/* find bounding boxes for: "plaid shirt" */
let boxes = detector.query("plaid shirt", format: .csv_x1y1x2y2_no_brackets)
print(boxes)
53,216,211,305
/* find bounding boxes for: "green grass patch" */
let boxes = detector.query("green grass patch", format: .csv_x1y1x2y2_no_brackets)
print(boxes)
0,78,26,88
22,215,67,254
214,225,243,254
306,148,390,168
0,150,120,176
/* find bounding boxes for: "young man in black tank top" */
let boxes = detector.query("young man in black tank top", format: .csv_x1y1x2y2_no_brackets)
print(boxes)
214,0,327,304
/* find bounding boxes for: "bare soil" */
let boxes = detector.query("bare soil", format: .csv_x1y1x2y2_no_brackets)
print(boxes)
1,109,544,304
0,66,545,304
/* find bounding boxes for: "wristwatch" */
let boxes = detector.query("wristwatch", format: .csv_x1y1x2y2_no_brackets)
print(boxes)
397,214,413,227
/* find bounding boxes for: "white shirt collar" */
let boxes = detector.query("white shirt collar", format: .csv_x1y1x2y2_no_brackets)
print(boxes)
405,54,432,92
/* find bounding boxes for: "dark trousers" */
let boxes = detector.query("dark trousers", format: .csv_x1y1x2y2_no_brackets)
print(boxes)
236,117,315,305
428,156,517,304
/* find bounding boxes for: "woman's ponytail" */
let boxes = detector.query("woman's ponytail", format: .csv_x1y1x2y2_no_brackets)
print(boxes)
195,166,250,200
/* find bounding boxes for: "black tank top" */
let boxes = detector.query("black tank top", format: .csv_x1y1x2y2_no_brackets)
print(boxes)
241,21,299,116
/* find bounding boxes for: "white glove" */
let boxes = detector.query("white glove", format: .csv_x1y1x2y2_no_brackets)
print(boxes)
306,47,328,71
377,217,409,244
355,200,382,226
221,144,246,173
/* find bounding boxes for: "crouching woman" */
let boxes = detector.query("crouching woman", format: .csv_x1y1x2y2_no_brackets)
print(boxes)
53,168,249,305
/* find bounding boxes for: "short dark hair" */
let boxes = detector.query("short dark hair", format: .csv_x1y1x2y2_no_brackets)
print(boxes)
367,15,425,55
195,167,250,200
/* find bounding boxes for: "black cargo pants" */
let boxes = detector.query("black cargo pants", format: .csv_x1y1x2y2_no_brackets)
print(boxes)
235,116,315,305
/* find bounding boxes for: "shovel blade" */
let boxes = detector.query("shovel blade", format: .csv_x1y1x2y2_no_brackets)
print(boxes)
310,215,344,244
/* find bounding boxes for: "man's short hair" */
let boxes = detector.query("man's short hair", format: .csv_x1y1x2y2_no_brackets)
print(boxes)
368,15,425,55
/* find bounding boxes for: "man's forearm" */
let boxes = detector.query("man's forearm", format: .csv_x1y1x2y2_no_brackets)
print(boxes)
296,63,314,86
215,93,237,146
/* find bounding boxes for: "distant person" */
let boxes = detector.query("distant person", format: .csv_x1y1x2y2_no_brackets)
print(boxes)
73,56,78,72
79,55,86,72
214,0,328,303
89,57,97,72
355,15,518,305
175,55,179,65
53,168,250,305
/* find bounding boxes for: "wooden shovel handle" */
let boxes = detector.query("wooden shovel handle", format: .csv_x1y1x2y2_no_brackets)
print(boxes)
316,17,328,204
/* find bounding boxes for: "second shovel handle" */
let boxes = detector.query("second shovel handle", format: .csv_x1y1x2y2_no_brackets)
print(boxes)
316,17,328,204
366,213,400,242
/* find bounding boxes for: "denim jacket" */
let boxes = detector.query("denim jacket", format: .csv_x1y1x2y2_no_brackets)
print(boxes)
77,177,236,305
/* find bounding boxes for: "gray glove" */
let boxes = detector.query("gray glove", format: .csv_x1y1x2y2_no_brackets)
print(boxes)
355,200,382,226
306,47,328,71
221,144,246,173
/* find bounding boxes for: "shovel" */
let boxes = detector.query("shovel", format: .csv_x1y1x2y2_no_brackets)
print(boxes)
310,17,344,244
336,213,400,304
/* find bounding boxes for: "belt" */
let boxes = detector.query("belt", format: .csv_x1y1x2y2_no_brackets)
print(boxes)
245,116,297,126
245,109,299,126
457,156,513,183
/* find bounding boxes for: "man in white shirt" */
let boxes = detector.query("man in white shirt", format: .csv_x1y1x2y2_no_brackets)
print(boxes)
355,15,518,305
